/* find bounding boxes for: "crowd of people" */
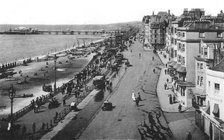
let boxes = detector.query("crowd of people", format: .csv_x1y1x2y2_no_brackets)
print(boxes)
0,62,17,72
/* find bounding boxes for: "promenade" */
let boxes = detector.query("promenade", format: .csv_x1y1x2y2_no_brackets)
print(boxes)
79,40,172,139
0,38,122,140
156,50,208,140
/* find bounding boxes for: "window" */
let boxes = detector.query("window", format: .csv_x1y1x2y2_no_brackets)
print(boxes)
182,44,185,52
178,55,182,63
200,63,203,69
183,32,185,37
197,76,200,85
199,32,205,38
178,43,181,50
182,57,185,65
200,77,203,86
217,32,222,38
214,83,220,92
197,63,200,69
204,48,207,56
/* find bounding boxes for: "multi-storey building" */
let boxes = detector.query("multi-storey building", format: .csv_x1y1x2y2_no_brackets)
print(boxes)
150,21,166,50
196,60,224,140
142,15,150,46
167,19,224,108
193,42,224,108
142,11,170,50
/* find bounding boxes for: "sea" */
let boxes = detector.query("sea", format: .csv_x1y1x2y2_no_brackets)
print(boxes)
0,24,105,64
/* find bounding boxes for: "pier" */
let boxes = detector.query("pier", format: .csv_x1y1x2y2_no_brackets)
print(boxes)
0,30,124,35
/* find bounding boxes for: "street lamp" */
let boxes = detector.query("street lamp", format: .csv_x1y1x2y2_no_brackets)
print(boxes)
54,54,57,95
8,84,15,133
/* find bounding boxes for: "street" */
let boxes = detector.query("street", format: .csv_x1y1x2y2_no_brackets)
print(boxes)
79,40,172,139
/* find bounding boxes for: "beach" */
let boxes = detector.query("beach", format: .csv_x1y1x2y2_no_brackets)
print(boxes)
0,38,103,115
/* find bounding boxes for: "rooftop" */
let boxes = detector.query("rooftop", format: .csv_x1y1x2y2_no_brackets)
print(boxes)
210,59,224,72
177,20,224,31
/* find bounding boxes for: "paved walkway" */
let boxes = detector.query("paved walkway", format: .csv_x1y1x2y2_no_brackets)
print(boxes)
156,50,208,140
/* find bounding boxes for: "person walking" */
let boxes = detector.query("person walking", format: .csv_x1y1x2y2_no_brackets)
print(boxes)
186,131,192,140
136,97,139,106
178,104,182,112
32,122,36,134
63,98,66,106
164,82,167,90
137,92,142,101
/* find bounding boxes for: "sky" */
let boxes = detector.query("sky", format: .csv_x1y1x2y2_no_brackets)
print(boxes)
0,0,223,24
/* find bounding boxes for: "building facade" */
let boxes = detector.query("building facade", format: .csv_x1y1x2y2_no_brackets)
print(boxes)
142,11,170,50
196,62,224,140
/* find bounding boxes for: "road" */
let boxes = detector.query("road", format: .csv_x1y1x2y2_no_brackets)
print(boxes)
79,40,172,139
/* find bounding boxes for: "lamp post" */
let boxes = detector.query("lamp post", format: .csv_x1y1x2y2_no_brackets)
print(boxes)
54,54,57,95
9,84,15,134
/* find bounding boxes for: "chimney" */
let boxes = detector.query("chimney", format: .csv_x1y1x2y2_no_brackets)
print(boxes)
168,10,170,15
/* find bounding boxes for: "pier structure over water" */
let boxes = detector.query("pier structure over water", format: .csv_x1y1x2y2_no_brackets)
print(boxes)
0,30,125,35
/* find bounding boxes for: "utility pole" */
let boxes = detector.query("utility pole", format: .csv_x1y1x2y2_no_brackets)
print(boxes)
9,84,15,135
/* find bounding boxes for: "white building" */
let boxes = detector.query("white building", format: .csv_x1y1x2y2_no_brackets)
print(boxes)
196,60,224,140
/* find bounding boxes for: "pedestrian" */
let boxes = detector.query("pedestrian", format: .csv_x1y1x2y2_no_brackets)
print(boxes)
137,92,142,101
55,112,58,119
136,97,139,106
32,122,36,134
178,104,182,112
152,56,154,61
164,82,167,90
63,98,66,106
166,63,167,67
186,131,192,140
139,53,141,58
22,125,26,136
165,69,167,75
41,122,45,130
153,69,155,73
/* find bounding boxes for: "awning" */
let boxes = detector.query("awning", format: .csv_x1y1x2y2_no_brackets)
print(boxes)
176,81,195,87
173,63,181,69
177,66,187,73
213,104,219,117
167,61,174,65
168,61,177,67
204,104,210,115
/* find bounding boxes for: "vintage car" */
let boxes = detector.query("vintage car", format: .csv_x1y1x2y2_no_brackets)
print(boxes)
102,101,113,111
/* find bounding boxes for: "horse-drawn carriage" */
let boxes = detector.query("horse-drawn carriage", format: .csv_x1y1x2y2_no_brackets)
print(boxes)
48,98,60,109
93,75,106,90
42,84,52,92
